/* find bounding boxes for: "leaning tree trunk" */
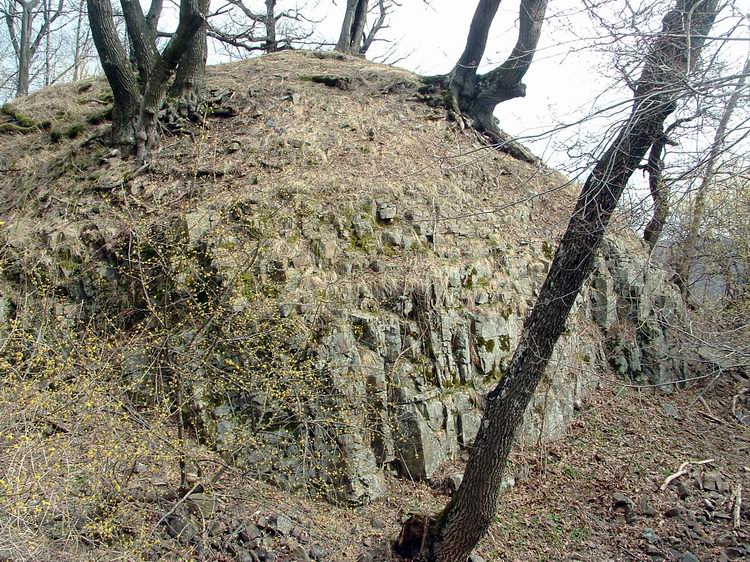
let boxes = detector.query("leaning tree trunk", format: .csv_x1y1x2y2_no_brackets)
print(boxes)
449,0,502,109
642,114,699,250
404,1,719,561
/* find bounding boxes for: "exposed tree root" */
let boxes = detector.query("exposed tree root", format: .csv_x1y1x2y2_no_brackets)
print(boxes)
414,81,539,165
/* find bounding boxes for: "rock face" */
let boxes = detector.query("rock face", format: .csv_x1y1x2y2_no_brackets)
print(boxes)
593,237,690,387
0,50,694,505
174,198,689,504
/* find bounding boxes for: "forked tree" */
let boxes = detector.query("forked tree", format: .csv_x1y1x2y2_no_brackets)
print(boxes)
398,0,720,560
208,0,318,55
87,0,205,157
428,0,548,161
335,0,394,55
335,0,367,53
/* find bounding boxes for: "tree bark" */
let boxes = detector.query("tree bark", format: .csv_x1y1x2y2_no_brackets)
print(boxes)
88,0,203,155
410,1,718,560
335,0,367,53
121,0,159,81
643,131,670,250
169,0,209,102
134,0,203,158
263,0,277,52
349,0,367,51
16,2,31,96
450,0,501,98
87,0,141,145
145,0,162,37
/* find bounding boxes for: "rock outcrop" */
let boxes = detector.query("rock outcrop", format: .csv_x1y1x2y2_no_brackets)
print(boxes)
0,50,694,505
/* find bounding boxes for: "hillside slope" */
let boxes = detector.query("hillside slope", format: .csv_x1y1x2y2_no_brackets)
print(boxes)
0,51,723,561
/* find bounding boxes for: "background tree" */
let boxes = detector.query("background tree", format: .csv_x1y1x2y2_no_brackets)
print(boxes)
552,0,749,258
70,0,94,81
0,0,96,101
208,0,320,57
670,55,750,298
335,0,365,53
397,0,720,560
87,0,204,156
642,115,698,249
334,0,396,55
1,0,66,96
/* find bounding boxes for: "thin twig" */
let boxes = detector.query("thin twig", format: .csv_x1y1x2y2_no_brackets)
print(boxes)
732,484,742,529
151,482,202,537
661,459,715,491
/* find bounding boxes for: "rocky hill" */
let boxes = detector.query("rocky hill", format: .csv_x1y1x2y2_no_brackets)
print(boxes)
0,50,711,561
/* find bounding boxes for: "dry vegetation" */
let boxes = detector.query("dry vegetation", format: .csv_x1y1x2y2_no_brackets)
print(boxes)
0,50,748,562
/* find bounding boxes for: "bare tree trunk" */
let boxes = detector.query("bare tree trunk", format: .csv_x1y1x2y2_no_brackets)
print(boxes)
401,2,718,560
335,0,366,53
450,0,501,97
133,0,203,158
87,0,141,145
350,0,367,51
15,1,33,96
44,0,51,86
673,55,750,298
4,0,64,96
73,0,86,80
359,0,386,55
643,131,670,250
263,0,277,52
144,0,162,37
121,0,159,81
426,0,548,163
169,0,209,104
